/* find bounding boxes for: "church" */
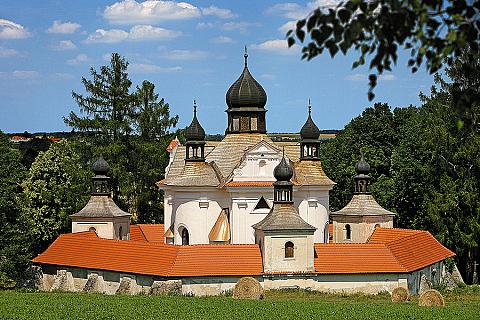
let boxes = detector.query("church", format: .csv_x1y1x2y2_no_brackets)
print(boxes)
32,51,454,296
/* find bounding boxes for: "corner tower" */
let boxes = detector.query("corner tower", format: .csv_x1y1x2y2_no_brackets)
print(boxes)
330,153,395,243
225,47,267,134
70,156,131,240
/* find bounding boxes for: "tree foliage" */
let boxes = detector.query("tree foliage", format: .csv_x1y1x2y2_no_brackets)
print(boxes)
288,0,480,106
65,54,178,223
22,140,90,253
0,131,29,287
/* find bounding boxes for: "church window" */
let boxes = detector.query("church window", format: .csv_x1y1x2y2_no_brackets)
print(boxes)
181,228,190,245
119,226,123,240
251,117,258,130
240,116,249,131
285,241,294,258
345,224,351,240
259,160,267,176
233,118,240,131
254,196,270,210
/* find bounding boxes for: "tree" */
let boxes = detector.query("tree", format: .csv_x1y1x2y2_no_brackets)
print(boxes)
319,102,416,211
22,141,90,253
65,54,179,223
134,80,179,141
65,53,135,142
0,131,29,287
287,0,480,110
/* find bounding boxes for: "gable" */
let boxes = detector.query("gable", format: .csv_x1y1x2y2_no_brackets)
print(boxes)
232,140,285,182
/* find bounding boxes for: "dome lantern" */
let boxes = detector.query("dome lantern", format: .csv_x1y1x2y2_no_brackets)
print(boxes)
300,100,321,160
185,100,206,162
273,149,294,204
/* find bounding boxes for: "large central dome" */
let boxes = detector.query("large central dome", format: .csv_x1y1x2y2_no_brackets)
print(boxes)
225,49,268,134
226,55,267,109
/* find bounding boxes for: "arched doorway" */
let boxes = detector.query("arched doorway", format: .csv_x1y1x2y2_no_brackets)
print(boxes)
181,228,189,245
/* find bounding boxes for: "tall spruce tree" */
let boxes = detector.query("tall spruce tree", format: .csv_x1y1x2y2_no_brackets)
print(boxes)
65,53,134,143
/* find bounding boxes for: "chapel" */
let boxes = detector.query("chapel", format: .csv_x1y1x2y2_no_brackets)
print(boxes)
32,50,455,296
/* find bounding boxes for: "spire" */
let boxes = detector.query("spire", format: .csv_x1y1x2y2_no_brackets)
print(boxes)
244,45,248,67
300,100,321,160
300,100,320,140
308,98,311,115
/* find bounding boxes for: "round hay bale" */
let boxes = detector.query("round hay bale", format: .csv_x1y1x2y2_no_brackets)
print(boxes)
391,287,409,302
232,277,263,300
418,289,445,307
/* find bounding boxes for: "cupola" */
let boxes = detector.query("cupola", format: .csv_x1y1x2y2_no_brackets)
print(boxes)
300,100,321,160
354,152,371,194
185,100,206,162
273,151,294,203
91,155,111,195
225,47,267,134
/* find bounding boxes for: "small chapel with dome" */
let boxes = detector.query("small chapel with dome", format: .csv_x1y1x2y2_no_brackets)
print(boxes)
32,50,455,296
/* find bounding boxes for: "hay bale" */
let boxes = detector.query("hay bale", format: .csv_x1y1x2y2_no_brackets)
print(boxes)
391,287,409,302
418,289,445,307
232,277,263,300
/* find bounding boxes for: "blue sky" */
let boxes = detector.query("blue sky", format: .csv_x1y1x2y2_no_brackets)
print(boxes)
0,0,435,134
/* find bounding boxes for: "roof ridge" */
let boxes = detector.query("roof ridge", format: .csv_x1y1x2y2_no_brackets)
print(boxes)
137,225,148,242
383,242,409,272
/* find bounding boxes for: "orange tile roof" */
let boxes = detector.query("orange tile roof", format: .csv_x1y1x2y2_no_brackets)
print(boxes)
314,228,455,274
225,181,275,187
32,233,262,277
130,224,164,243
225,180,300,187
166,138,179,152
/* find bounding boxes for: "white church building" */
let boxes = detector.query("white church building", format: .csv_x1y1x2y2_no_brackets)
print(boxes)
33,51,455,296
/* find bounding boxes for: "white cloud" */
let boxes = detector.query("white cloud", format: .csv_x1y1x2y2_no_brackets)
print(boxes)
222,22,260,33
0,70,39,79
201,5,236,19
129,63,182,73
103,0,201,24
47,20,81,34
66,53,91,65
250,39,300,55
344,73,396,81
279,20,296,34
210,36,234,44
84,25,180,43
162,49,208,60
261,74,276,80
53,72,75,80
0,46,18,57
267,1,340,20
0,19,31,39
52,40,77,51
197,22,216,30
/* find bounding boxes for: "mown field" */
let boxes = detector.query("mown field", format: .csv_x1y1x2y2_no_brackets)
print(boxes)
1,287,479,320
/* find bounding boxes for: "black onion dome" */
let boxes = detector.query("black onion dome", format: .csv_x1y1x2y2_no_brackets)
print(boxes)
92,155,110,175
355,153,370,175
300,107,320,140
274,156,294,181
226,51,267,109
185,103,205,141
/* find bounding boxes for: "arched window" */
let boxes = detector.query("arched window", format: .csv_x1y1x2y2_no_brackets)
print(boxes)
285,241,294,258
88,227,96,233
323,222,329,244
345,224,351,240
259,160,267,176
119,226,123,240
181,228,190,245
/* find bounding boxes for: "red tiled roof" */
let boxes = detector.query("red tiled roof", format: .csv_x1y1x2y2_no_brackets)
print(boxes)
32,228,453,277
32,233,262,277
314,228,455,274
166,138,179,152
135,224,164,243
225,180,299,187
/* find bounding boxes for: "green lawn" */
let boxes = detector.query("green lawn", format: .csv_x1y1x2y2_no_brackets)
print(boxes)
1,287,479,320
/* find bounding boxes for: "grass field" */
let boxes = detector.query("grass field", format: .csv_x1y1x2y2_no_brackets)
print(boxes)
1,286,479,320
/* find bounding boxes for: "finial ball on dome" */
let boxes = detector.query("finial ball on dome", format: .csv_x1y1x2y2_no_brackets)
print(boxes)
92,155,110,175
